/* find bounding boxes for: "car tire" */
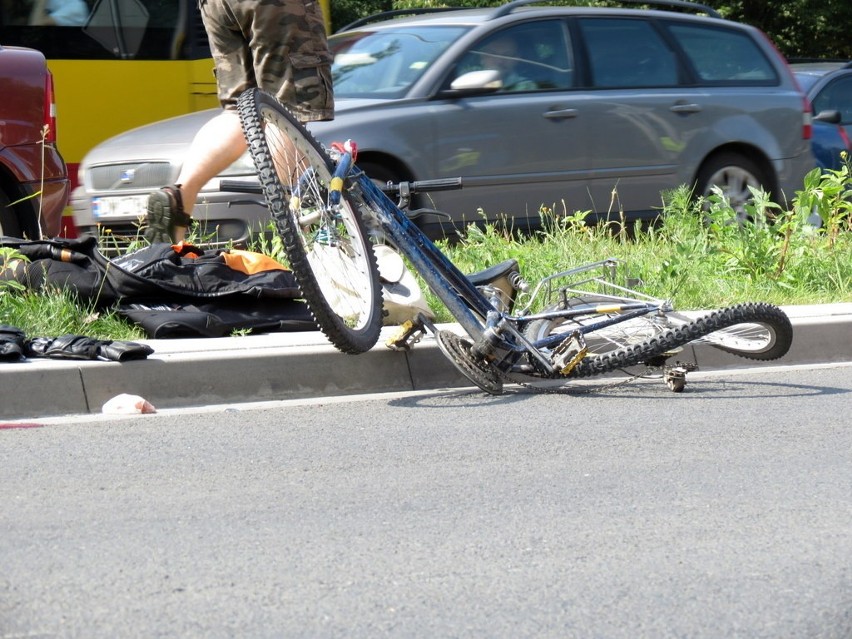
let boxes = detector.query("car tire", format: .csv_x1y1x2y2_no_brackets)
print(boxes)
357,161,402,191
695,153,768,221
0,189,23,238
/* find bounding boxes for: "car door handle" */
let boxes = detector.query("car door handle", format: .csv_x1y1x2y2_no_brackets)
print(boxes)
670,103,702,114
544,108,579,120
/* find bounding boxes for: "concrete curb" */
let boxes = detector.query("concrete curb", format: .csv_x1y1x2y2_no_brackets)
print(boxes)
2,303,851,420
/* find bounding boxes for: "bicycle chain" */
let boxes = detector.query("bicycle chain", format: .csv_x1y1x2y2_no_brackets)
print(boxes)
429,329,696,396
499,367,651,395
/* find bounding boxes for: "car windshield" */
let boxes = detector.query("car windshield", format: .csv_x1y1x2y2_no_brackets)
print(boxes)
330,25,467,99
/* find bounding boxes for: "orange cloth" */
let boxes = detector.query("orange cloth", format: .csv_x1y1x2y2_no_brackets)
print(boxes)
221,249,289,275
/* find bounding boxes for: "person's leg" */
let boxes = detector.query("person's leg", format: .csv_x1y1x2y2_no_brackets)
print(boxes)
144,111,245,244
249,0,334,123
145,0,250,244
172,111,246,240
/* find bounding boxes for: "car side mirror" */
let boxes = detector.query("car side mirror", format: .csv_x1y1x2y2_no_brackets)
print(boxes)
437,69,503,98
814,109,842,124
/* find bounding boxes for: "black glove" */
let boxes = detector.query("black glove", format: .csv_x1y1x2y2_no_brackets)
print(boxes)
96,340,154,362
25,335,154,362
0,325,26,362
25,334,100,360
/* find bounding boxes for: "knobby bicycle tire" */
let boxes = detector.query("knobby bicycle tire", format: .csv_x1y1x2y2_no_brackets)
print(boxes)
566,303,792,379
526,297,791,361
237,89,383,354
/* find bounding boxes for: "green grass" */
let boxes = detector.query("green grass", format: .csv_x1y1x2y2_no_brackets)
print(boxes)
0,283,146,341
2,164,850,339
426,165,852,321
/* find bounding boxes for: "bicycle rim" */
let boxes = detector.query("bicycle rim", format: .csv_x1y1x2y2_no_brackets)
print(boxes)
570,303,792,379
524,296,673,356
639,309,788,359
237,89,383,354
526,298,790,361
673,313,783,358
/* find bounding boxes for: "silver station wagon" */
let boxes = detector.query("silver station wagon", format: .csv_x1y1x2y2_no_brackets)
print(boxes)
72,0,816,246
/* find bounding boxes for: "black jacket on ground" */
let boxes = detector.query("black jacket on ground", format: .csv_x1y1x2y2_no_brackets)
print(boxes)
0,235,316,338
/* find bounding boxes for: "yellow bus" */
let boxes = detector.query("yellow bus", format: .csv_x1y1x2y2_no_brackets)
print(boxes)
0,0,330,233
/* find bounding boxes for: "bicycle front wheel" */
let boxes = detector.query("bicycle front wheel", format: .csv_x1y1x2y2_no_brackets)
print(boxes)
237,89,383,354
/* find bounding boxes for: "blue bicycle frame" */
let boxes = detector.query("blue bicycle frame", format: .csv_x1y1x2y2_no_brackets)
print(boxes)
353,171,495,342
331,154,668,374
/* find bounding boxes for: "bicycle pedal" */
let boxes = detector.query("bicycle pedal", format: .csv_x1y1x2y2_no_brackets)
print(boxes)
385,318,425,351
553,331,588,375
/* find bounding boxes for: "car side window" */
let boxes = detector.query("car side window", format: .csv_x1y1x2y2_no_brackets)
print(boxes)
333,26,465,98
667,23,777,84
578,18,679,89
813,75,852,125
450,21,574,93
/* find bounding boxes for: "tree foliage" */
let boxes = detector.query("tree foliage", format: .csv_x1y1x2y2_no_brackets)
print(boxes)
330,0,851,59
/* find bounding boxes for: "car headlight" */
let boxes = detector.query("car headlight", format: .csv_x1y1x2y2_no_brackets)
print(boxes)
218,150,256,177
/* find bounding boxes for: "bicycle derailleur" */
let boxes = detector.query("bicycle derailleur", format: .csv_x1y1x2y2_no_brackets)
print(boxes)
661,361,698,393
637,350,695,392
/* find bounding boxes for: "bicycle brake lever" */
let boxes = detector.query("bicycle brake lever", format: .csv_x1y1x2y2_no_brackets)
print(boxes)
406,208,453,221
396,180,412,210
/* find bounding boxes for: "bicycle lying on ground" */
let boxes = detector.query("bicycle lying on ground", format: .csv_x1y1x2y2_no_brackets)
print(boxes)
235,88,793,395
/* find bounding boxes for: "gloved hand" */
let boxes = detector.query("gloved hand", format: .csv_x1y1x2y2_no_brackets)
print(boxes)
0,325,26,362
25,335,154,361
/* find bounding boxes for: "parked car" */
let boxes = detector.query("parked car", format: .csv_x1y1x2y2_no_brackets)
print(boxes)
0,44,69,239
72,0,815,248
791,61,852,171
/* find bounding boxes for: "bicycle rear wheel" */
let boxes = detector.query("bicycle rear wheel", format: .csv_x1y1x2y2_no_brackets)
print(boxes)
237,89,383,354
524,296,672,356
567,303,793,379
525,297,791,361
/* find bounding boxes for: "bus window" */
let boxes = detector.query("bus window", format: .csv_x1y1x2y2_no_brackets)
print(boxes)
29,0,90,27
0,0,215,224
0,0,330,235
83,0,168,59
2,0,199,60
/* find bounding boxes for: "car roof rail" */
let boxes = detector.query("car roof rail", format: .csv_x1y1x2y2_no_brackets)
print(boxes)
489,0,721,20
787,58,852,68
336,7,468,32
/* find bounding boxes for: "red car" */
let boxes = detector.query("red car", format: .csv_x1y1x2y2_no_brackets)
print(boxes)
0,44,69,239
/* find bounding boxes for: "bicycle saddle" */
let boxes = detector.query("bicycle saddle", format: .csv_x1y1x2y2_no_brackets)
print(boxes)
467,258,521,312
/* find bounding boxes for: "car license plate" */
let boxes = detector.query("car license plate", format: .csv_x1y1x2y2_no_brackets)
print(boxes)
92,194,149,219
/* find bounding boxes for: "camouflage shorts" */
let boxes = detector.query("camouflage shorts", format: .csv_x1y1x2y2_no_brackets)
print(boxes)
199,0,334,122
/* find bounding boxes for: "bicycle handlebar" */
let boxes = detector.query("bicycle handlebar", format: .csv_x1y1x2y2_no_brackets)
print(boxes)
380,177,463,194
220,179,263,194
220,176,463,196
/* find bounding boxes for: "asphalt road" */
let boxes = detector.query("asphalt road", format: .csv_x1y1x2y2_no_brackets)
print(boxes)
2,364,851,638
